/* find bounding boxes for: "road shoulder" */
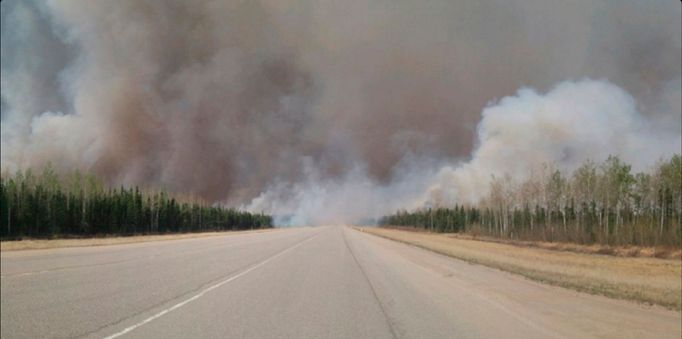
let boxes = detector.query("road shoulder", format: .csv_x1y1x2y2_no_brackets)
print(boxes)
357,226,682,311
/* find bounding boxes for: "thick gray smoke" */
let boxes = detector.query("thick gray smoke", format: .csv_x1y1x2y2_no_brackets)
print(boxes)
2,0,680,225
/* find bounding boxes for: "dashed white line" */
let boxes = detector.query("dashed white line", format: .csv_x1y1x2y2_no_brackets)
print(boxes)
103,233,320,339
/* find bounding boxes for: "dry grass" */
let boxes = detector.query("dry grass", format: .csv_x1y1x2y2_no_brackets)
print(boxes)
451,233,682,259
0,229,275,252
359,227,682,311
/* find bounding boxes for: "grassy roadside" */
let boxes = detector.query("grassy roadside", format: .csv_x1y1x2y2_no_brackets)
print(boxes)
358,227,682,311
0,228,276,252
447,233,681,259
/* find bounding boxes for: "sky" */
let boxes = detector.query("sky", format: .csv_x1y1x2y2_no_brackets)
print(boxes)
1,0,680,225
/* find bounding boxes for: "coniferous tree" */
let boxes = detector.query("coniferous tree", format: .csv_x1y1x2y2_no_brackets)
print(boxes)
0,168,272,239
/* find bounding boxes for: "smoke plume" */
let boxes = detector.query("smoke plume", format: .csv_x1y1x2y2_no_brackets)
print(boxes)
1,0,680,225
421,79,682,207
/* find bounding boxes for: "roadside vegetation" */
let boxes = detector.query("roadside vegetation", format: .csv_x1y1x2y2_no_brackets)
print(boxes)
360,227,682,310
381,155,682,247
0,166,272,240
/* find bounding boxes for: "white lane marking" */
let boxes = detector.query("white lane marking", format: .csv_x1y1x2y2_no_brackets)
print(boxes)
103,232,320,339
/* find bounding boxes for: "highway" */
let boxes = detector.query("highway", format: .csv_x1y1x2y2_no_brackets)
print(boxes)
1,226,680,338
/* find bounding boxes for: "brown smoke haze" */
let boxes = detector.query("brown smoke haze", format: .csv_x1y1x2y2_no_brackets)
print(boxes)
1,0,680,225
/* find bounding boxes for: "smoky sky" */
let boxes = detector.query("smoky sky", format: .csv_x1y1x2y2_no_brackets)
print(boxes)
1,0,680,224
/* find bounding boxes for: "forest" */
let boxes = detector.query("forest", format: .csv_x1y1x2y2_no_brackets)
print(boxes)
381,155,682,247
0,166,272,239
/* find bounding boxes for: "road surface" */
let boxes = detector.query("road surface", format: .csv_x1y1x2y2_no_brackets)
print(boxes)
1,226,680,338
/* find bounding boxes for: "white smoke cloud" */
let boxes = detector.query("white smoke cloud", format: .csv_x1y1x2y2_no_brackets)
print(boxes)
422,78,681,206
245,156,440,226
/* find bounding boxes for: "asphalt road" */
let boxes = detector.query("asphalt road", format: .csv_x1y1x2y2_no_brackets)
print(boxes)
1,226,680,338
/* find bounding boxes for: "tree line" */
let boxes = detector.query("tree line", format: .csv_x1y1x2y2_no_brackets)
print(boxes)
0,166,272,239
381,154,681,247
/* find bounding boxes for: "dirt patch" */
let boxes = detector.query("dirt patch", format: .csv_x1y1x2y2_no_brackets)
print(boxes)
0,229,276,252
359,226,682,311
